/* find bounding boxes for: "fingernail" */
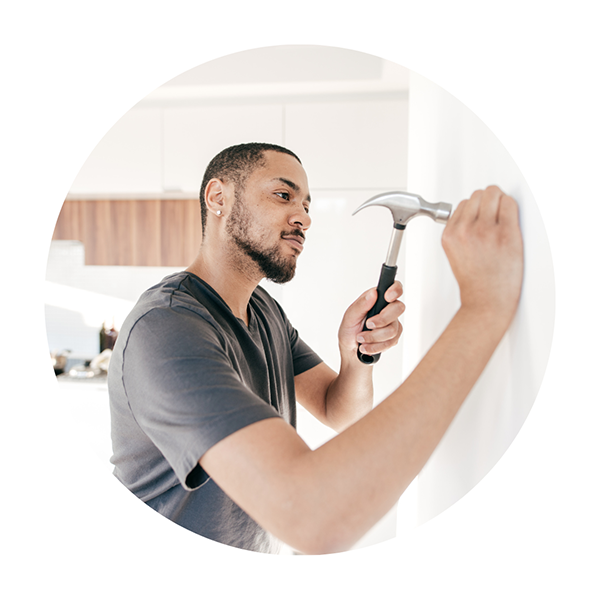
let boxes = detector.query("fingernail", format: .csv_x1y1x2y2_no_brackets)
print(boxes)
366,320,374,329
357,335,365,343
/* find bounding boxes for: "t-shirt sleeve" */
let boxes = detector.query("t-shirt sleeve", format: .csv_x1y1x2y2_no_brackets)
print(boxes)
122,307,281,491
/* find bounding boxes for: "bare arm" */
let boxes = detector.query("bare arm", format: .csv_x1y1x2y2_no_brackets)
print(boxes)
295,282,405,432
201,186,524,554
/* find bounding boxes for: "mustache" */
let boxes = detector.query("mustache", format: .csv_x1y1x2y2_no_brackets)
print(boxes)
281,228,305,240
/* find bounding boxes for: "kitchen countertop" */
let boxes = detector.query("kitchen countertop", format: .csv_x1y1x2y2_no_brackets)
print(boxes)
55,372,108,391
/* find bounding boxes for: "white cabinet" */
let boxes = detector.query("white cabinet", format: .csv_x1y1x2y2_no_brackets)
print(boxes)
69,108,163,196
284,100,408,190
66,99,408,197
162,104,284,194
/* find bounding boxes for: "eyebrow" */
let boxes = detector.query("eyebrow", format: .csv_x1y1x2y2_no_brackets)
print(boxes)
273,177,311,203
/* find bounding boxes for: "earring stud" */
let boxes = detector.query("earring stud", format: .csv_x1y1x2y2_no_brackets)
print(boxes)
216,210,222,216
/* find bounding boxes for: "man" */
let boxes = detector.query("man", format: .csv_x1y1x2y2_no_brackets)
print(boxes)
109,142,524,555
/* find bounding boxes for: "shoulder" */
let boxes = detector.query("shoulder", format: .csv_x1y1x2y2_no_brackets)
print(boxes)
118,272,226,354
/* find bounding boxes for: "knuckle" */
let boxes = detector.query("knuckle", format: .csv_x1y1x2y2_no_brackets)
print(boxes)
360,333,372,345
386,301,401,316
442,226,455,247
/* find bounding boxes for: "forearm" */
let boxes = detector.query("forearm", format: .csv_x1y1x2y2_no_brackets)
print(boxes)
323,354,374,432
296,305,511,552
317,281,402,432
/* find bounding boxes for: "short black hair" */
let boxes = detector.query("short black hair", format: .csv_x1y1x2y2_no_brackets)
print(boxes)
198,142,302,232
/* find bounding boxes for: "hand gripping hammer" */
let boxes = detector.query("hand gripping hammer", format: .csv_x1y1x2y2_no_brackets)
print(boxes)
353,191,452,364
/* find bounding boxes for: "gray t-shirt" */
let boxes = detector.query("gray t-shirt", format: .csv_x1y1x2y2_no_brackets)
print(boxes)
108,271,322,553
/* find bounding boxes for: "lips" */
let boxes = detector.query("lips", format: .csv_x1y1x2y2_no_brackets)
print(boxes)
281,232,305,252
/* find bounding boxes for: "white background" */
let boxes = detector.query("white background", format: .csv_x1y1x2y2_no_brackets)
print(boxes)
2,1,598,598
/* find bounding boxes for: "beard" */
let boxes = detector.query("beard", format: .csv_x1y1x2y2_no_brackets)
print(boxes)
225,190,300,284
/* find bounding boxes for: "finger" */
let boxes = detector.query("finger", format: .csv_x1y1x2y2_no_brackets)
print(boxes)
461,189,483,222
446,198,467,228
383,280,403,303
498,193,520,227
364,299,405,329
447,192,480,229
358,323,403,356
478,185,503,224
357,320,400,345
343,288,378,328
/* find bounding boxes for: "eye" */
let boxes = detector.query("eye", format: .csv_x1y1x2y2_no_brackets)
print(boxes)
276,191,290,201
303,204,310,214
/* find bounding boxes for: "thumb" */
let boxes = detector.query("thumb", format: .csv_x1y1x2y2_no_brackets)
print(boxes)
343,288,377,329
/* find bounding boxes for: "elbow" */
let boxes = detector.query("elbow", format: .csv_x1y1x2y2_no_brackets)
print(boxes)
287,529,355,556
303,537,355,556
270,456,371,555
278,500,362,555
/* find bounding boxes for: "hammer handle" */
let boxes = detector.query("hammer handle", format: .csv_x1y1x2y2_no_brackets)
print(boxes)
357,263,398,364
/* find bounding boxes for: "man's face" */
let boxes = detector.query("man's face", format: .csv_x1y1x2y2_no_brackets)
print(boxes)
225,151,312,284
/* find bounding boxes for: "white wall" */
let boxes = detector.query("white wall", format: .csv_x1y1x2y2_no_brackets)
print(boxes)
404,72,555,525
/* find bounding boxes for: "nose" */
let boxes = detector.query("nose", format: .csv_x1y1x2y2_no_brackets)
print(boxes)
289,205,311,231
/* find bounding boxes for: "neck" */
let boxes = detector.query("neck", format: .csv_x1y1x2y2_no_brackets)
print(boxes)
186,239,261,325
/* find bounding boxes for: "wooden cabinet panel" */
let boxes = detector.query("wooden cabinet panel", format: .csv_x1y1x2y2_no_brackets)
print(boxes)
52,200,202,266
82,201,112,265
131,200,162,266
112,200,136,265
159,200,198,266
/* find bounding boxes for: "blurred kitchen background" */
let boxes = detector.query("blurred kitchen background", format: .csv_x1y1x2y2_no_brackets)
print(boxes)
45,46,413,550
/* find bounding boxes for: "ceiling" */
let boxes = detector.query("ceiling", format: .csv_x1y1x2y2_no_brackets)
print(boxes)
138,45,410,107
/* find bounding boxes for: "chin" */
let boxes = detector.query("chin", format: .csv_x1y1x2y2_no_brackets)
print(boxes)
266,262,296,284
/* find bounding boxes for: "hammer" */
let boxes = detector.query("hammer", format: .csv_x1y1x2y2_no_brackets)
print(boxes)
353,191,452,364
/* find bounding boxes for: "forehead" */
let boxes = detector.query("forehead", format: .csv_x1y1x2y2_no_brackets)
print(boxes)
249,151,309,191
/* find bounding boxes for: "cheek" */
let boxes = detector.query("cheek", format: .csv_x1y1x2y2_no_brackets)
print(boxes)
248,217,276,244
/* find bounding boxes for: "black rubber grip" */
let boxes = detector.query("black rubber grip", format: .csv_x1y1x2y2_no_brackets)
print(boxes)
357,263,398,364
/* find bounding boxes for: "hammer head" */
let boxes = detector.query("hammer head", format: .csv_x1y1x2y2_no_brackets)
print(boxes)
352,191,452,227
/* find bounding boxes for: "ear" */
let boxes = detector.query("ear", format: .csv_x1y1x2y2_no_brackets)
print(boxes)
205,178,234,218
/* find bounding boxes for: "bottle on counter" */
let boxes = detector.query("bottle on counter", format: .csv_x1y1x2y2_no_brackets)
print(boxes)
100,319,119,352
